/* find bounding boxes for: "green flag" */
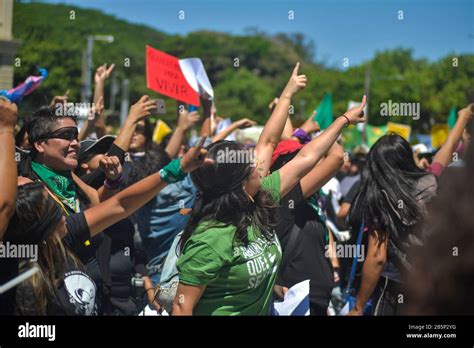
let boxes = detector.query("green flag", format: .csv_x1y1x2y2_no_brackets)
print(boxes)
342,125,362,151
448,106,457,130
313,93,334,130
366,124,388,147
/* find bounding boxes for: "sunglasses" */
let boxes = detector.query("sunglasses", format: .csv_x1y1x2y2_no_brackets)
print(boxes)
41,127,79,142
134,125,145,135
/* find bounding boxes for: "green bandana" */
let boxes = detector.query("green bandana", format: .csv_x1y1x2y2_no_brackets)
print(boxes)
31,161,79,213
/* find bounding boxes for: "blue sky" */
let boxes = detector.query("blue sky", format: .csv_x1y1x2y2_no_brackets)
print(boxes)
39,0,473,67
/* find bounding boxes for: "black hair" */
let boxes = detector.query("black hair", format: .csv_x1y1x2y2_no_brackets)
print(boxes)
4,183,83,315
350,153,367,173
348,134,430,243
26,106,77,153
179,141,278,251
142,118,154,151
4,182,63,245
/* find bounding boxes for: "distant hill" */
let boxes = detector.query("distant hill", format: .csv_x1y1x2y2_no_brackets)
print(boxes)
12,1,474,128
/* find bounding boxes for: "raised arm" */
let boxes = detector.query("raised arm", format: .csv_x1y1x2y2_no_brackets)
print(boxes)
279,96,366,198
93,63,114,106
300,142,344,199
0,99,18,240
78,64,114,140
165,109,200,158
256,63,307,177
84,139,213,236
432,104,474,168
113,96,156,151
212,118,256,143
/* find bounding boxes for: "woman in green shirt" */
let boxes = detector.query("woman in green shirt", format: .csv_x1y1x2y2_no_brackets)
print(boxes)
172,63,368,315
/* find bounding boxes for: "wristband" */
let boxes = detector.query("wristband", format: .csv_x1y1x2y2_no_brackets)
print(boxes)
341,114,350,127
104,172,123,190
292,128,312,144
159,158,187,183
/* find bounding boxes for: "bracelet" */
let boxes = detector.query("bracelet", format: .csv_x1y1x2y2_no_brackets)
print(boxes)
104,172,123,190
341,114,350,127
292,128,312,144
159,158,187,183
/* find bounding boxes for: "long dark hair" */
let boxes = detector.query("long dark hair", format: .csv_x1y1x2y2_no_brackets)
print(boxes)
179,141,278,251
4,183,82,315
348,134,430,243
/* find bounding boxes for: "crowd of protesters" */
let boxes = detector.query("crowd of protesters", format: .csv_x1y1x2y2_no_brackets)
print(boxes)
0,61,473,316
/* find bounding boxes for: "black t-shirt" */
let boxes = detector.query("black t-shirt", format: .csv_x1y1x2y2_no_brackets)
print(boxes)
15,212,98,315
0,258,19,315
275,184,334,309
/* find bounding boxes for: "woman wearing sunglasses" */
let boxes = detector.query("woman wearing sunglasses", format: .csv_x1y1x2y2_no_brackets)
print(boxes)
5,140,211,315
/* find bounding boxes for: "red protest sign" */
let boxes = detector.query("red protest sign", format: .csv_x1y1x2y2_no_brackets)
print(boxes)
146,45,200,106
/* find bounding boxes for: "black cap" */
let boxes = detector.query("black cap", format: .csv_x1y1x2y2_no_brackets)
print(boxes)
78,135,116,163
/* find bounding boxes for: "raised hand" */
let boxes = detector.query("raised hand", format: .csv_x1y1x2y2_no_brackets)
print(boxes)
283,62,307,97
128,95,157,123
458,103,474,120
268,97,279,110
50,90,69,108
177,110,200,131
180,137,215,173
343,95,367,125
99,155,122,181
95,63,115,84
0,98,18,130
87,96,104,120
234,118,257,129
300,110,320,133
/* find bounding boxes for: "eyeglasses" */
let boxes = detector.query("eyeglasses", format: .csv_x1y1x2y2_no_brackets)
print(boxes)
41,127,79,142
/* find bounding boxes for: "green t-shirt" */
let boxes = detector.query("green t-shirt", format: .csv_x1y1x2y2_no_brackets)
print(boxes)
176,171,282,315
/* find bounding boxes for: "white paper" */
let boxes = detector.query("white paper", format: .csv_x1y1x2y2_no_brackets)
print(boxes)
179,58,214,98
273,279,310,316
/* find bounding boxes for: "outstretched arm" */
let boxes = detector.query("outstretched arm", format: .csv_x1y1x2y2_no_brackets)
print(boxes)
212,118,257,142
0,99,18,240
279,96,366,198
84,139,213,236
300,142,344,199
432,104,473,168
256,63,307,177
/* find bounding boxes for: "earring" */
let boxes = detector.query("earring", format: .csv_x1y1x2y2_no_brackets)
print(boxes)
243,187,255,203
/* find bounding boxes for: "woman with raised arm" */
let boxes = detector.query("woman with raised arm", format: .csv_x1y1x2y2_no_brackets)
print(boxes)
3,141,211,315
171,64,367,315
